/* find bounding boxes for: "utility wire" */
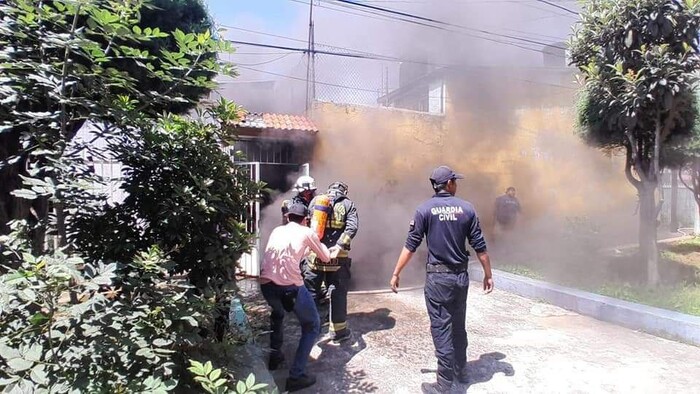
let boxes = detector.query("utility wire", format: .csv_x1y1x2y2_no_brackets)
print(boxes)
221,23,389,57
327,0,567,49
236,64,381,93
235,63,576,92
288,0,548,54
295,1,570,45
228,39,449,64
533,0,577,15
234,52,299,66
359,0,576,3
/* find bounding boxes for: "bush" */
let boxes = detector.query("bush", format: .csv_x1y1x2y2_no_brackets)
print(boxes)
0,228,214,391
0,0,260,390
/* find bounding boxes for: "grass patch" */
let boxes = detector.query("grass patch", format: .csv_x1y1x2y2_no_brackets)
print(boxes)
595,283,700,316
497,264,546,281
495,264,700,317
662,237,700,270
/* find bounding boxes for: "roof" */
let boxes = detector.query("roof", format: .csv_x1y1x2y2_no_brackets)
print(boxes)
236,113,318,133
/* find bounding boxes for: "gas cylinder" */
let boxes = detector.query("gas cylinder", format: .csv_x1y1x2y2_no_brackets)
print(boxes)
310,194,332,239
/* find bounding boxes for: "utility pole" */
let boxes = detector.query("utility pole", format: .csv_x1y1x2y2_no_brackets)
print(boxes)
305,0,316,112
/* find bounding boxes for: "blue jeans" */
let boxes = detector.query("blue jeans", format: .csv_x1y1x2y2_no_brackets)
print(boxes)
424,271,469,387
260,283,320,378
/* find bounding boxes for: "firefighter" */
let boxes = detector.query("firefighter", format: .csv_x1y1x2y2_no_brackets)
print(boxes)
281,175,317,224
305,181,359,343
390,166,494,393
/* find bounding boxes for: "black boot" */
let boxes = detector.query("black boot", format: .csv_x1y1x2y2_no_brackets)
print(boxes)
331,328,352,344
421,381,451,394
268,352,285,371
454,366,469,384
286,374,317,392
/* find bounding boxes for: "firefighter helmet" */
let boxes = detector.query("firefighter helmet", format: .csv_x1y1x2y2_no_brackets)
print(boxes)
293,175,316,192
328,181,349,197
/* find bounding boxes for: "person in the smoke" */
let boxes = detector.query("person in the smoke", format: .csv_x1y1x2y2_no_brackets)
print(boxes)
304,181,359,344
389,165,494,394
281,175,317,225
494,186,521,237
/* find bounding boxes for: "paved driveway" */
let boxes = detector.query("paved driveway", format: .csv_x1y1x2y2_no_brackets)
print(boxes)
265,285,700,393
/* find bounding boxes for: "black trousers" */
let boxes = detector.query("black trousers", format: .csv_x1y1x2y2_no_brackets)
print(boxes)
424,271,469,386
303,263,350,335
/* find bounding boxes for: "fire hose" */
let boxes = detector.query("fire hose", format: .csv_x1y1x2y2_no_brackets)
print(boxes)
348,285,424,295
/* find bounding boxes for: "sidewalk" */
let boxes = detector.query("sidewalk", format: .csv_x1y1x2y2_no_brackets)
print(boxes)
258,285,700,393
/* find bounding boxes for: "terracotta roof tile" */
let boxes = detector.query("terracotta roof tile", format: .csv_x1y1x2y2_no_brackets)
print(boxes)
236,112,318,132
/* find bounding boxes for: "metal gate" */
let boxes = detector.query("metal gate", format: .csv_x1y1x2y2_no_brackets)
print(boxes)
236,162,261,277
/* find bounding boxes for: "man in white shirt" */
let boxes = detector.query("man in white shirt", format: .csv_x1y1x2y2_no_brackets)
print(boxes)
259,202,339,392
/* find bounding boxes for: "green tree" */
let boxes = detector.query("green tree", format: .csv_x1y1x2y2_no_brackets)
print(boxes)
0,0,222,240
0,0,262,390
71,99,259,339
569,0,700,285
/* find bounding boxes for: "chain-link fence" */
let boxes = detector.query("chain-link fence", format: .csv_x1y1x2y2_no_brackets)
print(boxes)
312,43,395,107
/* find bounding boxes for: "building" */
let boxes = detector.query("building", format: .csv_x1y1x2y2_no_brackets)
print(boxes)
225,112,319,276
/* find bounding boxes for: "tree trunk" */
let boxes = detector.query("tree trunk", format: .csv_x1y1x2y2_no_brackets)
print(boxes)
670,168,679,232
639,184,660,286
692,159,700,227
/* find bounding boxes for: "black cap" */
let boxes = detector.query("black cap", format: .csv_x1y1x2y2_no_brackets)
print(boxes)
286,202,308,217
429,165,464,184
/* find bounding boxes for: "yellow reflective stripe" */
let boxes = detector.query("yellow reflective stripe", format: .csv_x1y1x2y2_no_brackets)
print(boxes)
330,321,347,332
315,265,340,272
329,220,344,229
338,233,352,247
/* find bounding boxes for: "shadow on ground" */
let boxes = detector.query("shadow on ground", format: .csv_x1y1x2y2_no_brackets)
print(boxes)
459,352,515,392
266,307,396,393
421,352,515,393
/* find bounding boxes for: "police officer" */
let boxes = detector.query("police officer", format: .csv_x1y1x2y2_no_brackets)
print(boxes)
305,181,358,343
282,175,317,224
389,166,494,394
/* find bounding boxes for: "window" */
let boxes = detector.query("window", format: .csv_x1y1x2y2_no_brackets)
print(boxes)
428,80,446,115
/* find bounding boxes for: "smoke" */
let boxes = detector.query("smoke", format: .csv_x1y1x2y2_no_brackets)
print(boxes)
220,0,644,289
302,95,637,290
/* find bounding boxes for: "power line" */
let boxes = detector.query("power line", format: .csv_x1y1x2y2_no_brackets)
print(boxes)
221,23,389,58
533,0,577,15
221,24,307,45
288,0,548,54
236,64,381,93
233,51,299,55
228,39,446,64
323,0,551,53
358,0,576,3
235,63,576,92
234,52,299,66
314,1,569,46
326,0,567,49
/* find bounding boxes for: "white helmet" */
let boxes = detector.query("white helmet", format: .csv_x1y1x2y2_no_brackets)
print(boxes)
293,175,316,193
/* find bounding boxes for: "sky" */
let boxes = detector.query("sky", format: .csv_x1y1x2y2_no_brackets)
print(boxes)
203,0,580,109
207,0,302,31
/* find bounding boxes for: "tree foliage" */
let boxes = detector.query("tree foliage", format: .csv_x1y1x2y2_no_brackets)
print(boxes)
0,0,226,236
72,99,257,300
569,0,700,284
0,0,261,391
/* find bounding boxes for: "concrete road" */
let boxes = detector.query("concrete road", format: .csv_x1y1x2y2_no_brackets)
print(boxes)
266,285,700,393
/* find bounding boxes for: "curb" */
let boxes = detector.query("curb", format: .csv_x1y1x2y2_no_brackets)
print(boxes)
229,296,279,392
468,263,700,346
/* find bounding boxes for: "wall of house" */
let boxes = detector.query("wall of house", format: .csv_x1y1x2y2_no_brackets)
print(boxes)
308,93,638,289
